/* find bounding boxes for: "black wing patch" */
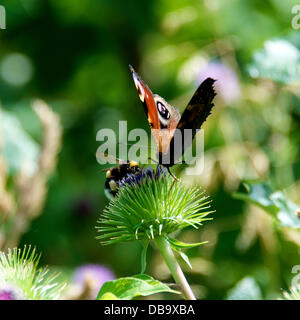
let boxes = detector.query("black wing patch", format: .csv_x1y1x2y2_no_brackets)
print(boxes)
178,77,216,136
166,77,216,165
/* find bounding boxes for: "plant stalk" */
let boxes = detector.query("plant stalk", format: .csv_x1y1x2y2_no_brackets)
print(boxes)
155,236,196,300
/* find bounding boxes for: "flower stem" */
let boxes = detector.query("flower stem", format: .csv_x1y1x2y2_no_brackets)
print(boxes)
155,236,196,300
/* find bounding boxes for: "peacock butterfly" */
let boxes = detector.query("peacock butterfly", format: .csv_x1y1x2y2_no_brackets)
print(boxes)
130,65,216,178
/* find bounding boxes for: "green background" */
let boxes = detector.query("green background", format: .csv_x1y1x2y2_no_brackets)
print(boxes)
0,0,300,299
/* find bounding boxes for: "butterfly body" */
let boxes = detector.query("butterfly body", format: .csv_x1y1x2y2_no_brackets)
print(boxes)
130,65,216,169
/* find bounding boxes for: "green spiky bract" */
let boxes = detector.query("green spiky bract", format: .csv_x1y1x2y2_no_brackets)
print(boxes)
0,245,65,300
96,172,213,246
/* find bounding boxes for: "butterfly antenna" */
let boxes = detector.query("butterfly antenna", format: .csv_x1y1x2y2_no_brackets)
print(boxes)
173,160,187,177
148,157,159,164
167,167,179,182
167,168,178,198
117,141,157,151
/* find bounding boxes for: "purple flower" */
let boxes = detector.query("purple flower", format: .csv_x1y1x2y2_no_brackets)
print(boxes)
119,165,167,187
0,290,16,300
73,264,115,299
0,285,23,300
197,61,240,104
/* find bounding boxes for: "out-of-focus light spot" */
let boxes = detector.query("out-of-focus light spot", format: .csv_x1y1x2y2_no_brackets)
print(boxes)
204,0,220,11
162,7,197,33
265,40,299,62
249,68,259,78
0,53,33,87
73,264,115,300
248,39,300,83
1,111,39,176
150,45,179,65
153,42,195,64
178,55,208,85
197,61,240,104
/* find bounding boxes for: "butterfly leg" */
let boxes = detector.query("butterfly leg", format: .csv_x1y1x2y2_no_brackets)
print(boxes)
167,167,179,182
174,160,186,165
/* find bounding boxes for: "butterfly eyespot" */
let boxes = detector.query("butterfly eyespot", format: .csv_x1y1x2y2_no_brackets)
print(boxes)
157,102,170,120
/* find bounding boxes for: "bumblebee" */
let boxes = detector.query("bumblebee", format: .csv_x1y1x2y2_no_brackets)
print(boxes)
104,161,140,199
97,152,141,199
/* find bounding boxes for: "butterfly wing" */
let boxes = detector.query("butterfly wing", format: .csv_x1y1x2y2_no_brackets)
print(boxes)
178,77,216,135
129,66,216,166
129,65,160,130
166,77,216,165
130,65,180,154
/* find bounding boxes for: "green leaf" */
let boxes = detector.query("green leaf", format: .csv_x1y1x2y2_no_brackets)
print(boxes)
165,235,207,269
226,277,262,300
166,236,208,250
97,274,180,300
132,274,153,281
177,251,192,269
140,241,149,274
233,182,278,214
99,293,119,300
270,192,300,228
233,182,300,228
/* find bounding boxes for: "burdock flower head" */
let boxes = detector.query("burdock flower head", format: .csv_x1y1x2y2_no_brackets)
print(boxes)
0,246,65,300
96,165,213,300
97,166,212,245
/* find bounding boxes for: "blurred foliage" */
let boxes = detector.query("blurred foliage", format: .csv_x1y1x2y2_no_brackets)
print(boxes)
0,0,300,299
234,182,300,228
226,276,262,300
